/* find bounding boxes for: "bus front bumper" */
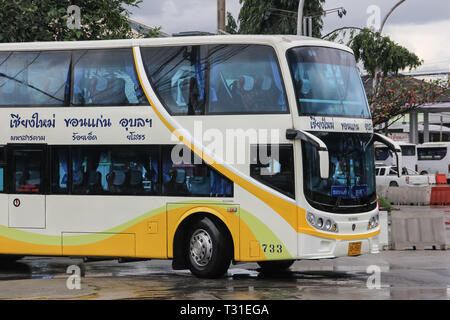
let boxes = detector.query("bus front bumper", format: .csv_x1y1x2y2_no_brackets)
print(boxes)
297,233,380,260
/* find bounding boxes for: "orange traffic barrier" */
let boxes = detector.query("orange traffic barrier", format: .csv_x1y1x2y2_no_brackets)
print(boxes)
435,174,447,185
430,186,450,206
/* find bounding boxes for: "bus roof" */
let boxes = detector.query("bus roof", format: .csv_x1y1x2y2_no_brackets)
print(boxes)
418,141,450,147
0,34,353,54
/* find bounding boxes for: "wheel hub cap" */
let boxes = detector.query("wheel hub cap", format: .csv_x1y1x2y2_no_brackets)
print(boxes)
189,229,213,267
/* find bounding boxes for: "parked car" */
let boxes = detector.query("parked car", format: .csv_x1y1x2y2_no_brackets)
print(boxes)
375,165,430,187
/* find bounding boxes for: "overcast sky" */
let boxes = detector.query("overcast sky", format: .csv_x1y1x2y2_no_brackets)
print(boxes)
128,0,450,73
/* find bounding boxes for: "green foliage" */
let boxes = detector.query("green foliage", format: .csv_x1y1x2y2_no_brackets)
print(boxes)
232,0,325,37
226,11,238,34
0,0,159,42
144,26,162,38
378,196,392,212
368,76,450,128
350,28,422,77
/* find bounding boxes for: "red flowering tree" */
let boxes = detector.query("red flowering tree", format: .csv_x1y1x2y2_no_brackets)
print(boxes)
367,76,449,130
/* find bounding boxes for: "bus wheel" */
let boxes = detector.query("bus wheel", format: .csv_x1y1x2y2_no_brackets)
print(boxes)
185,217,232,279
257,260,295,273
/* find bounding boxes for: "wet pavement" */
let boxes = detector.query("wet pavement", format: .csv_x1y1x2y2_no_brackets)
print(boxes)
0,250,449,300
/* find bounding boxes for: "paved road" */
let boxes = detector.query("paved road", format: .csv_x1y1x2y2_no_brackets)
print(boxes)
0,250,449,300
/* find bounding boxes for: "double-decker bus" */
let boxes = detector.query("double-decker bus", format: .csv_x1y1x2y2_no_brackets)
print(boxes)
0,35,401,278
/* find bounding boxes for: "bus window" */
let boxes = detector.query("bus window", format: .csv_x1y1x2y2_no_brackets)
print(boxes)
0,51,71,106
287,46,371,118
51,147,69,194
250,145,295,199
72,49,147,106
161,145,233,197
12,150,43,194
418,147,447,160
141,46,207,115
375,147,390,161
401,145,415,156
71,146,159,195
208,44,287,114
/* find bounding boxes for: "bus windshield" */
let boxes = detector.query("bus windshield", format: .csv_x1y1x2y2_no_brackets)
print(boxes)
287,46,371,118
302,132,376,213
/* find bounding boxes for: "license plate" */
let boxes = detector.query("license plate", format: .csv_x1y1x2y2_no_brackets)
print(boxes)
348,242,362,256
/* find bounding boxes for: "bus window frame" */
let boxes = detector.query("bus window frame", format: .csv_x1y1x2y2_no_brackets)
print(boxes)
0,50,72,108
0,48,148,108
71,48,149,107
141,44,290,116
285,45,371,119
7,144,48,195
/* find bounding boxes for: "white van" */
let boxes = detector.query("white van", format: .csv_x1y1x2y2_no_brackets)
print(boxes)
417,142,450,180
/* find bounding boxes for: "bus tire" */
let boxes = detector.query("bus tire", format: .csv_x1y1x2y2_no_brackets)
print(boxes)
257,260,295,273
185,217,232,279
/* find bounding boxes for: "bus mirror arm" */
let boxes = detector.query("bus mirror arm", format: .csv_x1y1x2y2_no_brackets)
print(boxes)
286,129,329,179
373,133,403,177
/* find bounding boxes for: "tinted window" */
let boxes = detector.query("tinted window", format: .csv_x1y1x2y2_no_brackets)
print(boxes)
287,46,370,118
142,46,207,115
51,147,69,194
302,133,376,213
72,49,147,106
0,51,71,106
418,147,447,160
141,44,287,115
250,145,295,199
71,146,159,195
401,145,415,156
12,150,43,194
375,147,390,161
208,45,287,114
162,145,233,197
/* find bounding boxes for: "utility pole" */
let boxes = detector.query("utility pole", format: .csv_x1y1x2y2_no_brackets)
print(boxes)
217,0,226,34
297,0,304,35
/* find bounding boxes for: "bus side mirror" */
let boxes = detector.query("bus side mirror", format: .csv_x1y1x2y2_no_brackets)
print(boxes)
286,129,329,179
318,150,330,179
373,133,402,178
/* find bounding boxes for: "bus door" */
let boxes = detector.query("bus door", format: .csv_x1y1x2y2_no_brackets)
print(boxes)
7,144,47,229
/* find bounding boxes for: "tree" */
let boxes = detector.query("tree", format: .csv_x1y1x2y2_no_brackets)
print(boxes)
350,28,422,78
0,0,160,42
228,0,325,37
367,76,449,130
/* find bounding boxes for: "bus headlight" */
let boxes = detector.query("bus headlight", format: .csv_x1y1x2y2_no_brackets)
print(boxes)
317,218,323,228
306,212,338,233
367,214,379,230
307,212,315,225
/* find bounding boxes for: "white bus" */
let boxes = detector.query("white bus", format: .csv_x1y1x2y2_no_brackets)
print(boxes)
375,141,416,170
417,142,450,180
0,35,401,278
